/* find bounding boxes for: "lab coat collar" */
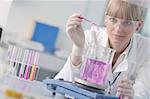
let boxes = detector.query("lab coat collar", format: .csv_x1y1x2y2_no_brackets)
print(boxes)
127,34,137,64
113,34,137,73
106,35,137,83
121,37,133,59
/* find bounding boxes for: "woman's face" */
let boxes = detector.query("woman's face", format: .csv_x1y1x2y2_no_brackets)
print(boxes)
105,15,142,44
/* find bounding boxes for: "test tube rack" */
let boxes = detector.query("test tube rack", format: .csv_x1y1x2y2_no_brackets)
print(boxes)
7,44,40,81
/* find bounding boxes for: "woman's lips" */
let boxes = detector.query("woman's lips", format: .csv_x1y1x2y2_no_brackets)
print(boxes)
112,34,125,38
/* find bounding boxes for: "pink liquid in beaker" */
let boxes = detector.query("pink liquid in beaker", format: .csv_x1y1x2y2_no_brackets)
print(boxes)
80,58,110,85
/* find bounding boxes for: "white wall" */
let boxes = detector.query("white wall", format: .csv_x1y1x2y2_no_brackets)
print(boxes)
0,0,13,42
0,0,13,27
5,0,107,52
141,9,150,36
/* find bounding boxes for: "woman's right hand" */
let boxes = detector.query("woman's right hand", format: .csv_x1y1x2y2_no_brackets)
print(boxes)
66,13,85,48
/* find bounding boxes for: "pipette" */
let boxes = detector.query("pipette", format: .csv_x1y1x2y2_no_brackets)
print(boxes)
79,16,100,27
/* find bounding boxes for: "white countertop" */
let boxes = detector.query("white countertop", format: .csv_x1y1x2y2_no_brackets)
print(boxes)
0,75,64,99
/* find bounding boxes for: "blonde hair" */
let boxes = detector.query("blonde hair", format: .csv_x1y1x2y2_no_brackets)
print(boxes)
106,0,145,21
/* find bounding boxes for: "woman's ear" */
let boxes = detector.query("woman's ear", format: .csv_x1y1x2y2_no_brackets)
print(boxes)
136,20,144,32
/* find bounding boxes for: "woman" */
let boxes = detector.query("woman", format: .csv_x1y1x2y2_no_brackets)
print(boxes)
55,0,150,98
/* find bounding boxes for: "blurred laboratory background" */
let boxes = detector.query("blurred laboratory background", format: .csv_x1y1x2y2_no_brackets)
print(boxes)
0,0,149,81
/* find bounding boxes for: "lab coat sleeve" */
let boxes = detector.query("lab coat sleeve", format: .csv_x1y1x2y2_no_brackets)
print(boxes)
133,63,150,99
133,39,150,99
54,56,81,82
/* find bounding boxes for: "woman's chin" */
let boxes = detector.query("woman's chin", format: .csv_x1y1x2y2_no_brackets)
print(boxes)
111,39,123,44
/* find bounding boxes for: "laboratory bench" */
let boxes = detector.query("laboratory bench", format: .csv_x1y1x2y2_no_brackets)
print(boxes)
0,75,65,99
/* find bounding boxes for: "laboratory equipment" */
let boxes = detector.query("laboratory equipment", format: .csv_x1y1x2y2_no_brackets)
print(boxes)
7,44,40,81
43,78,118,99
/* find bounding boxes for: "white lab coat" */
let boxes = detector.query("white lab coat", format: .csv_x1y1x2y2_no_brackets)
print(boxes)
55,26,150,99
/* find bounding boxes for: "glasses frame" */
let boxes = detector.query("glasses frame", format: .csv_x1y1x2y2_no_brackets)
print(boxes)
105,15,139,28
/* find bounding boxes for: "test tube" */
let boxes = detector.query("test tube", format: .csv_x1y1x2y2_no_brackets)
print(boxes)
24,50,33,80
19,49,29,78
8,46,17,74
30,52,40,81
16,48,23,76
12,47,20,75
7,45,13,61
35,52,40,80
79,16,100,27
34,66,40,80
6,45,13,74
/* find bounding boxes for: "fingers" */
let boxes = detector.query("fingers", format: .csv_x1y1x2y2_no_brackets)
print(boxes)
65,13,85,48
117,80,134,99
66,13,83,29
117,80,133,89
67,21,81,27
117,87,133,95
69,13,82,19
120,79,133,84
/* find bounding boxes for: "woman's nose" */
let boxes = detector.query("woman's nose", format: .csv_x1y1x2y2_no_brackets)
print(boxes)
114,22,123,32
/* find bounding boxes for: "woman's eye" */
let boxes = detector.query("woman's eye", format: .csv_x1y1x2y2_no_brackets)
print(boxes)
123,21,133,25
109,17,117,23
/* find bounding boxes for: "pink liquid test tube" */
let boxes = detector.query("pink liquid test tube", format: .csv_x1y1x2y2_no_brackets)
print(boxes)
24,50,33,80
119,95,123,99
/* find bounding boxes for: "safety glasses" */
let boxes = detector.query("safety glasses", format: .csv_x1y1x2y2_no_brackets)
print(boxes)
105,15,138,28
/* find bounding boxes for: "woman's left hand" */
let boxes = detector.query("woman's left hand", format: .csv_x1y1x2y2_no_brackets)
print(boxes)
117,79,134,99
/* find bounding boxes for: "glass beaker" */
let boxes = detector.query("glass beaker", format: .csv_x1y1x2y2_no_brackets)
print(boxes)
80,45,115,85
